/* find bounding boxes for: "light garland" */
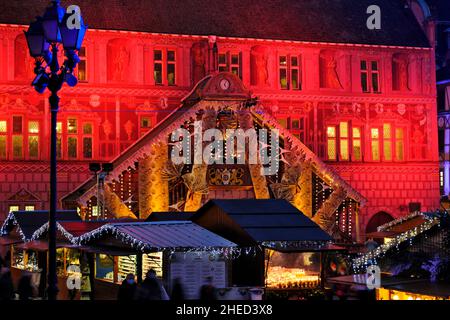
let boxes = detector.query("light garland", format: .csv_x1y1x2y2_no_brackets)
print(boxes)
0,212,28,241
352,216,440,272
31,222,75,243
377,211,425,232
75,223,245,256
261,240,331,251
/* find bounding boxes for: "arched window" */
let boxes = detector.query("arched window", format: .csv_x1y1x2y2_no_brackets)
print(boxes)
366,211,394,234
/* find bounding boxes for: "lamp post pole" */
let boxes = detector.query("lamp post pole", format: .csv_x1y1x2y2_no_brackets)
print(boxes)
48,44,61,301
24,0,87,300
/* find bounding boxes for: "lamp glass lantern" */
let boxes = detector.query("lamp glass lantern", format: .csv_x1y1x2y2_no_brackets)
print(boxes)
41,0,65,43
60,14,87,51
24,18,50,57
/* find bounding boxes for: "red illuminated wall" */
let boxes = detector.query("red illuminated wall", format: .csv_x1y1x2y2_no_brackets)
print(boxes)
0,24,440,237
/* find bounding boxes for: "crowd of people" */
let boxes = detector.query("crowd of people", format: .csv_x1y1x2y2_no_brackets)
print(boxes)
1,254,217,301
0,268,36,300
117,270,217,301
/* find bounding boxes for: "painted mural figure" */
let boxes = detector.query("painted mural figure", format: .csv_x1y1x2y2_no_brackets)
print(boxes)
393,54,410,91
124,120,135,141
320,52,343,89
192,41,208,84
102,119,112,140
113,46,130,81
250,46,269,86
326,57,342,89
412,125,425,159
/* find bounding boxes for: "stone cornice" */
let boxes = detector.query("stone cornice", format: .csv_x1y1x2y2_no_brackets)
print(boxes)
329,162,439,174
0,84,190,98
0,161,90,173
255,92,436,104
0,84,435,104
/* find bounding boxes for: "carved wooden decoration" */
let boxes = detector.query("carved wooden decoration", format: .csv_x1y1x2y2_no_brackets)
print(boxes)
104,184,137,219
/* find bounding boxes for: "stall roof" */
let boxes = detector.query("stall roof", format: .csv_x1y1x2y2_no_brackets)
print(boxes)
0,210,81,241
30,220,113,243
77,221,237,252
194,200,332,243
29,219,146,246
146,212,194,222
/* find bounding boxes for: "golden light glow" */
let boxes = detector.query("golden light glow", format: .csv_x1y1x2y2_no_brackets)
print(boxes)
56,122,62,134
28,121,39,134
0,120,6,133
371,128,379,139
339,122,348,138
266,266,320,289
327,126,336,138
377,288,449,301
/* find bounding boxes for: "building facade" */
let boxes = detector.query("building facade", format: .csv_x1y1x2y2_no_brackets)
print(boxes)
408,0,450,199
0,0,441,238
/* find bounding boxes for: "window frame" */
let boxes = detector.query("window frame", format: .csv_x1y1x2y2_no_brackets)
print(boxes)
351,126,363,162
370,123,406,162
289,116,306,142
218,51,242,79
360,59,381,93
153,48,177,86
326,121,364,162
76,46,88,82
82,122,94,160
67,118,78,159
0,119,7,159
278,53,302,91
12,115,24,160
139,115,154,137
27,120,40,159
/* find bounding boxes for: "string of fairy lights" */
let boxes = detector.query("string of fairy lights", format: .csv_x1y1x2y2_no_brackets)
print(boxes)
377,211,424,232
352,215,440,272
31,222,75,243
1,212,335,260
0,212,28,241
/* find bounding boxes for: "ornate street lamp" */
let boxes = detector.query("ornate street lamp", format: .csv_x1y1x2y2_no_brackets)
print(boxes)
24,0,87,300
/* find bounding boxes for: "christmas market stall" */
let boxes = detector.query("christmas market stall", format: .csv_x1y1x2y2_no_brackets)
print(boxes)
327,274,450,300
376,280,450,300
28,220,108,299
328,211,450,300
190,199,345,299
75,221,237,300
0,210,81,296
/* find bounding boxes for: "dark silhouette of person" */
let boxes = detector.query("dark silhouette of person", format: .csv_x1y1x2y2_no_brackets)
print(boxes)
0,268,14,300
134,269,169,300
171,277,185,301
118,273,137,301
4,251,11,268
18,274,33,300
200,276,216,301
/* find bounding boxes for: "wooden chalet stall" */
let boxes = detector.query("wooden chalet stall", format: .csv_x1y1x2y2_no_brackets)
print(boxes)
29,220,109,300
75,221,237,300
0,210,81,297
189,199,345,299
